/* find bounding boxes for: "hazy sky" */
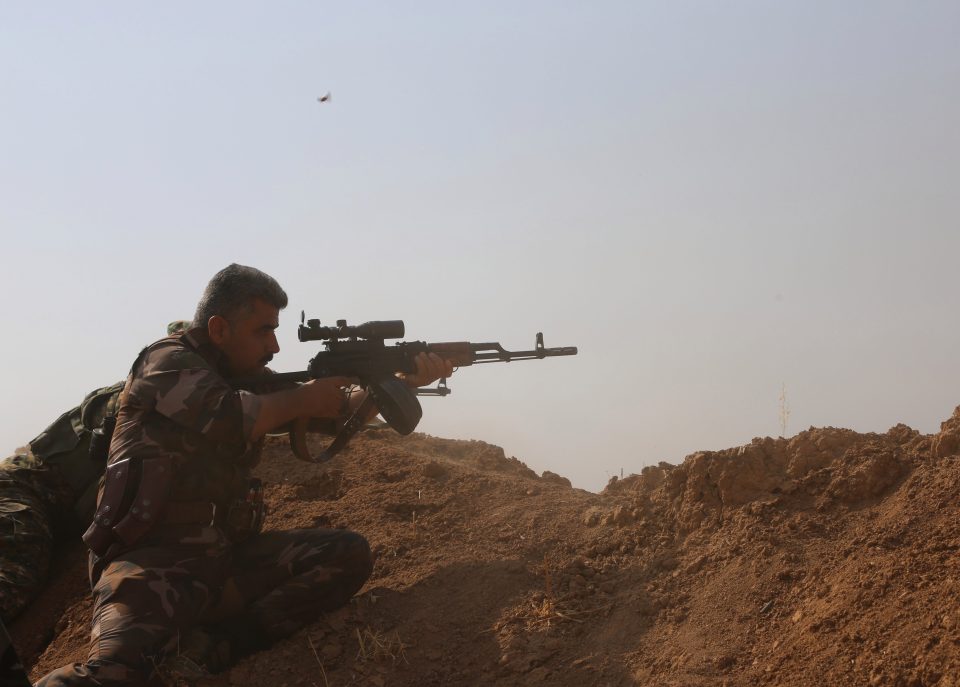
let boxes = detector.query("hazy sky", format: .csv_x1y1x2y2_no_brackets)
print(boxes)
2,2,958,491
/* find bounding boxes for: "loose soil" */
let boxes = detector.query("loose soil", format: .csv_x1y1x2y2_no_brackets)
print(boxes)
13,407,960,686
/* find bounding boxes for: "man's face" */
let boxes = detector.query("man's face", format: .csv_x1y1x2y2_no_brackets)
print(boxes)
210,298,281,376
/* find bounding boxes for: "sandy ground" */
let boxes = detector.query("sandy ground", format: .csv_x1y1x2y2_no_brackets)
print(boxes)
13,407,960,686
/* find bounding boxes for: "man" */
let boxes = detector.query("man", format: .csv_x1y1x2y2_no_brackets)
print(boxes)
0,322,190,625
36,265,451,686
0,383,121,625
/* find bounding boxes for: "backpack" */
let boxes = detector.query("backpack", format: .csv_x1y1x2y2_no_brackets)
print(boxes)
28,381,124,524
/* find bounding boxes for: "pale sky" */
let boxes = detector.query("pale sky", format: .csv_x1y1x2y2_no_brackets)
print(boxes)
1,2,958,491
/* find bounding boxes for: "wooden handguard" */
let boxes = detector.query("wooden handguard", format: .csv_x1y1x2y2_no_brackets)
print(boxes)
426,342,475,366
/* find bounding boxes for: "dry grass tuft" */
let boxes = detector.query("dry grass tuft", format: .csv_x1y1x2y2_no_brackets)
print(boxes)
493,554,614,632
307,635,331,687
355,627,409,665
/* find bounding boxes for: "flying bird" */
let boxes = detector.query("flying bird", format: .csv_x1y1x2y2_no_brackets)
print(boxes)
317,92,332,103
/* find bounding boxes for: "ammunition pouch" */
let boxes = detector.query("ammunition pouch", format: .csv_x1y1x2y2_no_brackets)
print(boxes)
82,455,174,558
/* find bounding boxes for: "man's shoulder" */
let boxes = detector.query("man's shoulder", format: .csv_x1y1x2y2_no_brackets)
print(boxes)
139,336,213,376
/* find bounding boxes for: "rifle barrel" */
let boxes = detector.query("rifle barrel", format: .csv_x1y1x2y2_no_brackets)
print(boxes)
471,346,578,363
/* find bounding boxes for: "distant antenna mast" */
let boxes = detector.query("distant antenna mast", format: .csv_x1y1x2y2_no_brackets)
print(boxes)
778,383,791,438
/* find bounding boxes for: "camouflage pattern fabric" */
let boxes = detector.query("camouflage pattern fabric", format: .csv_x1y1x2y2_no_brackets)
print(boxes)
37,327,373,685
0,453,63,624
1,323,186,624
33,383,125,523
99,327,263,552
0,382,123,624
0,615,31,687
166,321,190,336
34,529,373,686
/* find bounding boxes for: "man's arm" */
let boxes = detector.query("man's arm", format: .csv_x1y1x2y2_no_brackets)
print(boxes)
249,352,453,440
249,377,352,440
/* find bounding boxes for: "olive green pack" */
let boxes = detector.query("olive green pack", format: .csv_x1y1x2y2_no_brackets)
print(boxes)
28,382,124,525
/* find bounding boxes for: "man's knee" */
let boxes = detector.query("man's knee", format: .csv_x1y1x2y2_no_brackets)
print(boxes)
339,531,374,581
292,528,374,596
287,528,373,577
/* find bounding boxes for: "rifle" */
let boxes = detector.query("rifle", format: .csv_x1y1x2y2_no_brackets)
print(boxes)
232,315,578,463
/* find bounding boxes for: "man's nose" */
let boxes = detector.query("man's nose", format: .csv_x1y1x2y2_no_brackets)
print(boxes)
269,332,280,354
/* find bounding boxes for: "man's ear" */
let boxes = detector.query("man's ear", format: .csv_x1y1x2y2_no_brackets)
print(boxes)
207,315,231,345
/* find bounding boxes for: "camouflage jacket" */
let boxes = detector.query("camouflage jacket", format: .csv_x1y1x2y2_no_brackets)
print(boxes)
95,327,264,552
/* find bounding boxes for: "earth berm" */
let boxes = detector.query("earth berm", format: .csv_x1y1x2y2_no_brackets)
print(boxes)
15,407,960,686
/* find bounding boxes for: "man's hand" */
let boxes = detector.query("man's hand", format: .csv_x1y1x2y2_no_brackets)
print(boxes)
249,376,354,440
250,355,451,441
397,352,454,389
297,377,355,418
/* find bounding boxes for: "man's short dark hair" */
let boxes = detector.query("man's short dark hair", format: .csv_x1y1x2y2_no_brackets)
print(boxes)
192,264,288,328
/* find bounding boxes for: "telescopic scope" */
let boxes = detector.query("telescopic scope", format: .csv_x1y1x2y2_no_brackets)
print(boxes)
298,315,405,342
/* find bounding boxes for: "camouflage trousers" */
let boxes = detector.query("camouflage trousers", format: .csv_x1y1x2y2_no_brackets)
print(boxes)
35,528,373,686
0,454,67,624
2,615,31,687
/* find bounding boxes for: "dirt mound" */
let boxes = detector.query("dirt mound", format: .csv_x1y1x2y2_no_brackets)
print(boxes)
13,410,960,686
